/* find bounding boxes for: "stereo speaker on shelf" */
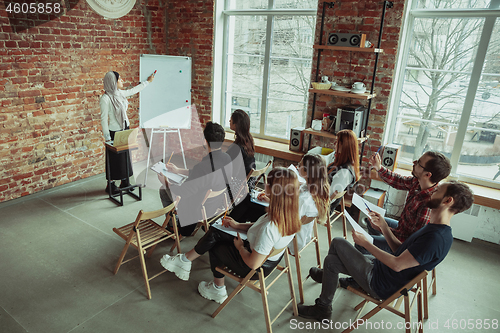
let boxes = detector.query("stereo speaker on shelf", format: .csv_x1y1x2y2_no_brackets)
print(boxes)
290,127,305,152
327,33,367,48
381,144,401,171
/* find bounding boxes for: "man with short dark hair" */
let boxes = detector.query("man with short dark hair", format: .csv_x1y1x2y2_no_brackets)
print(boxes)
159,121,232,236
361,150,452,253
299,181,474,321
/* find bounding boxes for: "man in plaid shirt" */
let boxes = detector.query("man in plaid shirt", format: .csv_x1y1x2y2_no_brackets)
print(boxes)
360,151,452,253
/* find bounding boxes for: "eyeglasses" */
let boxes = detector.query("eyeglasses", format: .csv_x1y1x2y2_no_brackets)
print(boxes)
414,159,428,171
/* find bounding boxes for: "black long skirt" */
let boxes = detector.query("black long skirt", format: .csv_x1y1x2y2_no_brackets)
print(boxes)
105,130,133,181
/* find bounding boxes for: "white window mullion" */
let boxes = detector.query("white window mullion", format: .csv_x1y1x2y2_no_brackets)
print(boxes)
449,12,498,176
260,10,274,136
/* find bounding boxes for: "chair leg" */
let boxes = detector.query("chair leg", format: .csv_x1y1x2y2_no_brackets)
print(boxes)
212,277,250,318
114,232,135,275
423,275,429,319
432,268,437,295
417,281,423,333
259,270,273,333
285,253,298,316
326,221,333,246
135,232,152,300
313,222,322,268
341,214,347,239
292,239,304,304
404,293,411,333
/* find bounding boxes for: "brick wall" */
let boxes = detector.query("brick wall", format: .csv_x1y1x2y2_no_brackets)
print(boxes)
0,0,402,202
0,0,167,202
307,0,405,188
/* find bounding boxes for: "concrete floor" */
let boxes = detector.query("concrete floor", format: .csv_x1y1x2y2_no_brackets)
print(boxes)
1,173,499,333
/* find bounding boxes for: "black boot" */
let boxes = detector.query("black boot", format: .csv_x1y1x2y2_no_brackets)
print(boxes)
120,178,134,191
308,267,323,283
298,300,332,322
105,181,119,195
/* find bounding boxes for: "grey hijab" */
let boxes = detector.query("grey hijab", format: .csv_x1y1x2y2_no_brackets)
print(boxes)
103,71,128,130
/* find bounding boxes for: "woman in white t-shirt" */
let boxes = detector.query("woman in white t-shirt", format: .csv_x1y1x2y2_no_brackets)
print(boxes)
159,167,301,304
288,154,330,255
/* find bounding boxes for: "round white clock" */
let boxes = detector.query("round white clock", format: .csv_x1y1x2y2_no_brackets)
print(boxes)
86,0,137,19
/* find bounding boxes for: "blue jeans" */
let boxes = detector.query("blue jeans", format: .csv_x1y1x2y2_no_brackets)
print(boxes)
355,217,399,254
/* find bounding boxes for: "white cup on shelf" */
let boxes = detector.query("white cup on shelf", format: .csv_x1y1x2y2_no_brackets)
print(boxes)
352,82,366,90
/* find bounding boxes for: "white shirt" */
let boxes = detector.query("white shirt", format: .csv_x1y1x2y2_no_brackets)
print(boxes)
329,168,354,196
100,81,149,141
247,214,295,262
288,185,319,255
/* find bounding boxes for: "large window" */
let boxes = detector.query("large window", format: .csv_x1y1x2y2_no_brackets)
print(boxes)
388,0,500,188
218,0,317,141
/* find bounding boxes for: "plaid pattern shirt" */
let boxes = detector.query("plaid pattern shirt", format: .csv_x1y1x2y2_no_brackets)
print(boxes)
378,167,437,241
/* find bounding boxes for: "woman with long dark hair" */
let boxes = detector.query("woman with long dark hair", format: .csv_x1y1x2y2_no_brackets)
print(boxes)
226,109,265,222
328,129,360,204
227,109,256,177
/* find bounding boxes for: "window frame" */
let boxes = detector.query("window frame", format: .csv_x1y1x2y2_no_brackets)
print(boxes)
214,0,317,143
386,0,500,189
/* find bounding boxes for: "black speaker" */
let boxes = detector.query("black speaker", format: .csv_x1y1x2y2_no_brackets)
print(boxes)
327,33,366,47
381,144,401,171
290,127,305,152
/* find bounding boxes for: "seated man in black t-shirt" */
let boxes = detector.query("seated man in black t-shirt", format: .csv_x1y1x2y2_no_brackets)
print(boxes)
298,181,474,321
159,122,233,236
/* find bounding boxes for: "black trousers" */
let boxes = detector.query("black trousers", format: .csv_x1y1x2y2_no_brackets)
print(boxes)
105,129,133,180
194,227,280,279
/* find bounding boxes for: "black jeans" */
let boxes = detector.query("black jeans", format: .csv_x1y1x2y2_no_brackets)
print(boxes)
194,227,280,279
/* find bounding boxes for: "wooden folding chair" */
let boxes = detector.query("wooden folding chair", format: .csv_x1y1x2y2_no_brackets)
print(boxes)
289,218,322,304
422,268,437,319
191,188,229,236
211,247,298,333
342,270,427,333
112,197,181,300
325,191,347,244
247,160,272,190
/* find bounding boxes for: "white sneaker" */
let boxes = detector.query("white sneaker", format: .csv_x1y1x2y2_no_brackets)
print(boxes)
198,281,228,304
160,254,191,281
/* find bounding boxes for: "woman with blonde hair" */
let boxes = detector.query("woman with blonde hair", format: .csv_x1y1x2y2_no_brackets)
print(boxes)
328,129,360,201
160,167,301,303
288,154,330,254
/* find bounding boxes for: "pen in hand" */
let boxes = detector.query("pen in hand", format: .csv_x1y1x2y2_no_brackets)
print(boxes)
363,201,372,213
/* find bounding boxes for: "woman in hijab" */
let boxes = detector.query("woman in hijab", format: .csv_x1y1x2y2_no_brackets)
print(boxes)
100,71,154,194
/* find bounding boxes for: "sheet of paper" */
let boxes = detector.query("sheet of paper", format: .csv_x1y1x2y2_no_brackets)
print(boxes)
344,210,373,244
211,218,248,240
150,161,187,185
288,164,306,184
352,192,386,217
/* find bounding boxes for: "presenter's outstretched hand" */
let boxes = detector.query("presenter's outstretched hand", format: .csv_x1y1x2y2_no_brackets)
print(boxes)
369,152,382,171
147,74,155,83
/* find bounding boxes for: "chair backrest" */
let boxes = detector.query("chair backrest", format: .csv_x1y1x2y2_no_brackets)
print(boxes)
201,188,229,207
247,160,272,184
135,197,180,223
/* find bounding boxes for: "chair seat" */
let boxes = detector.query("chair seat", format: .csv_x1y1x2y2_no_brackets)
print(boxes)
113,219,174,250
